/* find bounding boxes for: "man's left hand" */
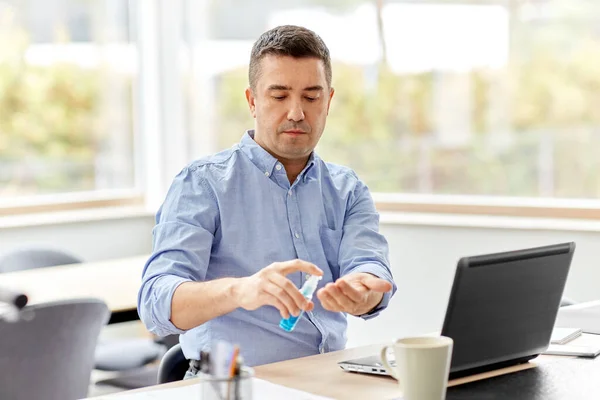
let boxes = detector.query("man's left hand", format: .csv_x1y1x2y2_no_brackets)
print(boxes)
316,272,393,316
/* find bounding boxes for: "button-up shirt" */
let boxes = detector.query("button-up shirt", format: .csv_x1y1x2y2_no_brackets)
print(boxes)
138,130,396,366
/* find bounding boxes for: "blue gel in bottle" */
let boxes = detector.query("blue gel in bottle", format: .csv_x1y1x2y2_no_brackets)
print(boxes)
280,275,322,332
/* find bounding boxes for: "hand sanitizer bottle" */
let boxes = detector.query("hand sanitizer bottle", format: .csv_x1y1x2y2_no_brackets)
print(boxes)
279,274,322,332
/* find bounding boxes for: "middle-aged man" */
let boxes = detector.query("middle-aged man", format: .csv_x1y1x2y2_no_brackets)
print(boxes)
138,25,397,368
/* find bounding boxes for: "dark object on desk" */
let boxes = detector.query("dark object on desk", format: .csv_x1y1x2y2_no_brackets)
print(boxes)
339,242,575,380
0,247,166,390
0,285,28,309
447,355,600,400
157,343,189,384
0,298,110,400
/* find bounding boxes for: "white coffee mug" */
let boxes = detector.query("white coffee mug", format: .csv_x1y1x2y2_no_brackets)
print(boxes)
380,336,453,400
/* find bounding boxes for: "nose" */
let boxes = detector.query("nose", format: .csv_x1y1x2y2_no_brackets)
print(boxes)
287,100,305,122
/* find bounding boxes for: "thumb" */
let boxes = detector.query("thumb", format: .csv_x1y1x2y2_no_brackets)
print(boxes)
362,275,393,293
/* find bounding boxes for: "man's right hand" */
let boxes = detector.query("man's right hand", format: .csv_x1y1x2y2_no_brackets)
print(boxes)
234,259,323,319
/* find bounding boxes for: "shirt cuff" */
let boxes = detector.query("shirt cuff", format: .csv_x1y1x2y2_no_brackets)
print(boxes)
150,275,192,335
345,263,396,320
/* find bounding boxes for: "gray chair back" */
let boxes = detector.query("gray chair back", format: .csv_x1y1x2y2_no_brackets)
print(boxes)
157,343,188,384
0,248,82,273
0,298,110,400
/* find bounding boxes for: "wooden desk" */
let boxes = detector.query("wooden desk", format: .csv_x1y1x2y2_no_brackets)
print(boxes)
91,334,600,399
0,256,147,324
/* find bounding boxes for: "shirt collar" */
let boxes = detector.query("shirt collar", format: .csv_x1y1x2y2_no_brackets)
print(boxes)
239,130,279,177
301,152,319,182
239,130,320,182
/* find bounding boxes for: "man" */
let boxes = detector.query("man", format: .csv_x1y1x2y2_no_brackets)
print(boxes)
138,25,396,369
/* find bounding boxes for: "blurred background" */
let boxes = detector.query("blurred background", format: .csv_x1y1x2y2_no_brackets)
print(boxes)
1,0,600,397
1,0,600,201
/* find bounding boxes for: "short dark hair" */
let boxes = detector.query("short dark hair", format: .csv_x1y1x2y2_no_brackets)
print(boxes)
249,25,332,90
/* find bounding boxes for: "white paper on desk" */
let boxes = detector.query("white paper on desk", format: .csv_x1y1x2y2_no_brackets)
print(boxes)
555,300,600,334
95,378,334,400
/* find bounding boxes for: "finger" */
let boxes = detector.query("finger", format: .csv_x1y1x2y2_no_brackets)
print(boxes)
324,283,356,311
335,279,365,303
361,275,393,293
317,288,343,312
265,293,289,319
277,259,323,277
316,289,335,311
264,281,301,316
319,290,343,312
269,273,310,311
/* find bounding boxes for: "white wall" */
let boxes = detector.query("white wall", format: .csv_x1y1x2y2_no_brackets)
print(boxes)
2,212,598,348
0,213,154,262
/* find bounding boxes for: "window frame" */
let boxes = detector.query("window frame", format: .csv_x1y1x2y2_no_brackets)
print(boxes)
373,194,600,220
0,190,144,217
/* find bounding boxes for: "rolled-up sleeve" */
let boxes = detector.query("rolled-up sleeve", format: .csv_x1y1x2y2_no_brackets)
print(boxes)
339,175,397,320
137,166,219,337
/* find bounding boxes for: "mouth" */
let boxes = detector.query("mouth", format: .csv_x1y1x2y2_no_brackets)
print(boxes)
283,130,307,135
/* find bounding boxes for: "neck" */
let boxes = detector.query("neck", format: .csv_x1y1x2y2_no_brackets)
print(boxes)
251,130,311,184
281,157,309,184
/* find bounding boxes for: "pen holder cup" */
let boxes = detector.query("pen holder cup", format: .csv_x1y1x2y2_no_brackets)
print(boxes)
199,367,254,400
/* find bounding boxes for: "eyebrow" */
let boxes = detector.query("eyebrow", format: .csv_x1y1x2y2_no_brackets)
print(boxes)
267,84,291,91
267,84,324,91
303,85,323,91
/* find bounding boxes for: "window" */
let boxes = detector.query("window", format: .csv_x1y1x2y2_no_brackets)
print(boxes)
0,0,139,212
182,0,600,217
4,1,599,218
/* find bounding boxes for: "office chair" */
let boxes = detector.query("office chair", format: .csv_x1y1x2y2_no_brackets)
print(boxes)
0,298,110,400
157,343,189,384
94,335,179,389
0,247,167,389
0,248,81,273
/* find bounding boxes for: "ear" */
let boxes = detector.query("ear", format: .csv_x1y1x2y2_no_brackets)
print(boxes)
245,87,256,118
326,87,335,115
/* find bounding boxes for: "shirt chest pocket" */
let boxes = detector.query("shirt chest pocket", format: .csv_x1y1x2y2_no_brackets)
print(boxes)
318,225,343,280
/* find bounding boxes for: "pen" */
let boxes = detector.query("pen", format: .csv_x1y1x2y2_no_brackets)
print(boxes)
234,355,243,400
229,346,240,378
227,346,240,399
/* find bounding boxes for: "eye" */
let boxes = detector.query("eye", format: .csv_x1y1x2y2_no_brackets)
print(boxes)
272,96,286,101
305,96,317,102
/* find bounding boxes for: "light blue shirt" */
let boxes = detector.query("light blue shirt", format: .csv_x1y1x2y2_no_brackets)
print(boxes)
138,131,396,366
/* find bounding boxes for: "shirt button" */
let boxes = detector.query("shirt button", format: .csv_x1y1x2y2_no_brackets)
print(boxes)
288,190,292,196
264,171,270,177
294,232,300,239
275,164,282,171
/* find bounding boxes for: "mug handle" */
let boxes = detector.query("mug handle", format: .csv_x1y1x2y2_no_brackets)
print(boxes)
380,344,400,381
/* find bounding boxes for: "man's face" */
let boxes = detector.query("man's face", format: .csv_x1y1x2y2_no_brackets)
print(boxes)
245,55,334,162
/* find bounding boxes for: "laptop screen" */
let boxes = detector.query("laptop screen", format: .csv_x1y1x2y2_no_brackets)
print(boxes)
441,242,575,376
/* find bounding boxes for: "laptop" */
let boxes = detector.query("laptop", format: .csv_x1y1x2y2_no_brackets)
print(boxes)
339,242,576,379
